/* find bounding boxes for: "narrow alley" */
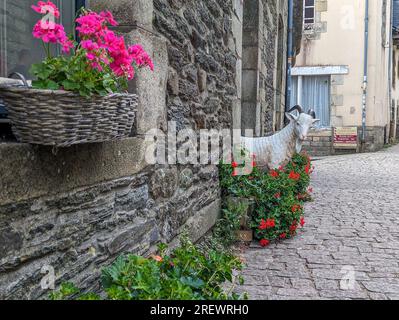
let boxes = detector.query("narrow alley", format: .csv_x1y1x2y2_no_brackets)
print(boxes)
239,145,399,300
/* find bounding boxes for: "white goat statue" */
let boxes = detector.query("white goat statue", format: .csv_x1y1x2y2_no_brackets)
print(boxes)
241,106,320,170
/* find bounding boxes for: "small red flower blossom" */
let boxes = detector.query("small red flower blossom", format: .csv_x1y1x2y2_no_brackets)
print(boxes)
274,192,281,199
308,187,313,193
305,164,310,175
270,170,279,178
252,161,257,168
259,218,275,230
292,204,302,213
232,161,238,168
289,171,300,181
290,222,298,233
279,233,287,239
232,171,238,177
300,217,306,227
260,239,270,247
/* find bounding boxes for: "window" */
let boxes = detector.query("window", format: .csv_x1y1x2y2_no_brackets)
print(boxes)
0,1,82,80
0,1,84,133
290,75,331,128
303,0,315,25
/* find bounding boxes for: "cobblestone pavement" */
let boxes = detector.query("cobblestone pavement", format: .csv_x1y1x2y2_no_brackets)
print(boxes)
237,145,399,300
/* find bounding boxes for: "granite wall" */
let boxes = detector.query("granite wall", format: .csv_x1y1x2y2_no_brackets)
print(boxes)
0,0,295,299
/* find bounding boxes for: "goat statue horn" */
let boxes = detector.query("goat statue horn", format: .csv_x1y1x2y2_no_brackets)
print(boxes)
288,105,303,114
308,109,316,119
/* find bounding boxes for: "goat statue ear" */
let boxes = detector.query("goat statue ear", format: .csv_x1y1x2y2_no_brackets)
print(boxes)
285,112,298,122
313,119,321,124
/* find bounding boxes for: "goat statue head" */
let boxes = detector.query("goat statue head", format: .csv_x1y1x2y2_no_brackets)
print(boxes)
285,105,320,142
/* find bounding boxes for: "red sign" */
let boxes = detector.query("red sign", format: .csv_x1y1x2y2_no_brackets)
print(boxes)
334,127,358,149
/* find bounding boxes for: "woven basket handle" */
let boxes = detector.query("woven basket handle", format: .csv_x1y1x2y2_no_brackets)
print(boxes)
8,72,29,88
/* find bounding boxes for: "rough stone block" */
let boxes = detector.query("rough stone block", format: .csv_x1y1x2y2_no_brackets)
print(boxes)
126,29,168,134
88,0,153,30
198,69,207,93
169,199,221,247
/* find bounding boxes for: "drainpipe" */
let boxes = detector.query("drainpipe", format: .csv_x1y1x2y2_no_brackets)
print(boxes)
388,0,394,143
286,0,294,111
361,0,369,145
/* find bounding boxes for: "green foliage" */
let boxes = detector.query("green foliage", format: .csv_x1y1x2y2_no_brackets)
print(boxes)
219,153,313,244
49,236,246,300
30,52,122,97
213,201,249,247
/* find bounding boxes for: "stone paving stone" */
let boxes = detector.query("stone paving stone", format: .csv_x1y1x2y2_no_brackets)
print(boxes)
238,145,399,300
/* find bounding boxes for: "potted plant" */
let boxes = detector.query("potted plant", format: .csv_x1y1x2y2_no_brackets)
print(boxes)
0,1,153,147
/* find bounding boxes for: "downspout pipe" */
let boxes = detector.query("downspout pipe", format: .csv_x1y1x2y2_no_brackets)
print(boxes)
286,0,294,111
388,0,394,142
361,0,369,144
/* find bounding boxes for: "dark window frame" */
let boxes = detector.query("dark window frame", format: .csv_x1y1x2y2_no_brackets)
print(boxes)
303,0,315,25
0,0,85,120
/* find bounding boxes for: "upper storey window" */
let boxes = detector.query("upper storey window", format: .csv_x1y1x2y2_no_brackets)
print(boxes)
304,0,315,25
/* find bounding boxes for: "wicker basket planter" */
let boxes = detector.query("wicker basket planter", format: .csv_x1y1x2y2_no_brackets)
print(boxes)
0,86,137,147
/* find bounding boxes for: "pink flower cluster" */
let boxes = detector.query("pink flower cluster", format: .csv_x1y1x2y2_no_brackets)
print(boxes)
76,11,154,79
31,1,73,53
32,1,60,18
31,1,153,80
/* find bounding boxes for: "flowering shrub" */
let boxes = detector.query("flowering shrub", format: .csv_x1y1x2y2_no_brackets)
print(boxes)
220,153,313,247
30,1,153,97
49,236,246,300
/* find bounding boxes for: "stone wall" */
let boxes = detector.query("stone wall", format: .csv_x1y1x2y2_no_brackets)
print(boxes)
241,0,290,136
153,0,237,132
303,127,387,157
0,141,221,299
302,129,334,157
0,0,235,300
0,0,296,300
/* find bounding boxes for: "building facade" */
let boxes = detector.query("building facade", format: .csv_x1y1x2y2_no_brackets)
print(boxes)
0,0,301,299
292,0,397,156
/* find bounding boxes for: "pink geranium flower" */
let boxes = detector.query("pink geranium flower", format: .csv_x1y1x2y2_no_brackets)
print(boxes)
31,1,60,18
31,1,153,84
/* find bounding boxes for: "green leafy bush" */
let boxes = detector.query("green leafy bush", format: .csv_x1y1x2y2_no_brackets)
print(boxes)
219,153,313,246
213,200,249,247
50,237,246,300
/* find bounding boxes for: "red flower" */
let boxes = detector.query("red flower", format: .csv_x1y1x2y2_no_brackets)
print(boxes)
270,170,279,178
260,239,270,247
232,161,238,168
252,161,257,168
232,171,238,177
305,164,310,175
266,219,275,228
259,218,275,230
290,222,298,233
278,165,285,171
259,219,268,230
300,217,306,227
279,233,287,239
292,204,302,213
297,193,304,200
308,187,313,193
289,171,300,181
274,192,281,199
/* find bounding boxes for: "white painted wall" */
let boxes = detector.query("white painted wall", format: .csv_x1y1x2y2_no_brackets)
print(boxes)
295,0,392,130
